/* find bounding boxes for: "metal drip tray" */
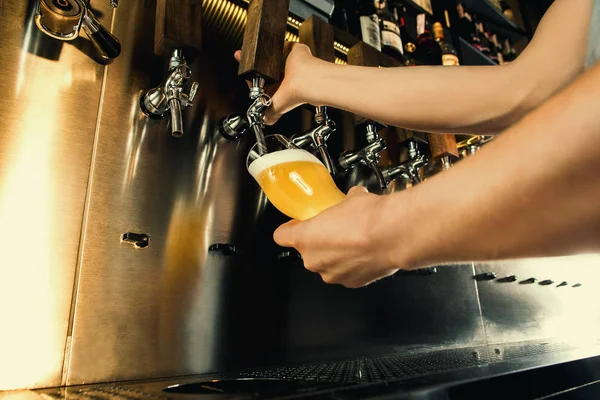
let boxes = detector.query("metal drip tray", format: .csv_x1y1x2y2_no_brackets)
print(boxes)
164,378,336,396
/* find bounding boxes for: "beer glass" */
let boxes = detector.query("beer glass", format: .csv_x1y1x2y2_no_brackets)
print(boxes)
247,135,345,221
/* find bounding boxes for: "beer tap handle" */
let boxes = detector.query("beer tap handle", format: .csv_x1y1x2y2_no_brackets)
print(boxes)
238,0,290,83
299,15,335,63
154,0,202,58
428,133,459,169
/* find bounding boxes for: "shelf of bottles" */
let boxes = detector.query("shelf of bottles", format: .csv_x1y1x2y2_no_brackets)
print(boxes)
454,2,522,66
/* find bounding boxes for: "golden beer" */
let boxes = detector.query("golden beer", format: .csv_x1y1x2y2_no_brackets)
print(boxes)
249,149,345,221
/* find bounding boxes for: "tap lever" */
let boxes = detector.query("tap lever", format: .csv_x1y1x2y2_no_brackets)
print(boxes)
338,123,387,187
383,140,427,185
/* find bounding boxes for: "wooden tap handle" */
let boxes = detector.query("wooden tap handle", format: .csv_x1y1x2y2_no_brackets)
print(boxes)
428,133,459,160
347,41,380,67
299,16,334,63
238,0,290,83
154,0,202,57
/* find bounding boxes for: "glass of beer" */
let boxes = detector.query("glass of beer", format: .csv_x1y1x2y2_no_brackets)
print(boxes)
247,135,345,221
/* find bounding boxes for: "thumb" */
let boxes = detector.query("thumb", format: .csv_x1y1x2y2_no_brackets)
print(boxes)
273,220,301,247
347,186,369,197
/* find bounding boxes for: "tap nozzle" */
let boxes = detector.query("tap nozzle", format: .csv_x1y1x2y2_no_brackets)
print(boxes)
441,155,452,171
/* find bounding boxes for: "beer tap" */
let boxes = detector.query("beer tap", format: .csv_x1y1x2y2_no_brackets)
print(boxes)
218,0,290,152
292,107,337,174
291,16,337,174
383,140,427,185
140,0,202,137
338,123,388,189
141,49,199,137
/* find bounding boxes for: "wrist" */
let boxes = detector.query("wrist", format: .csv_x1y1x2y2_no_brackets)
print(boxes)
373,190,436,271
296,57,332,107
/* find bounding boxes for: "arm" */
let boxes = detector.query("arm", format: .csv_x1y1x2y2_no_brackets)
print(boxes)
264,0,590,134
274,60,600,287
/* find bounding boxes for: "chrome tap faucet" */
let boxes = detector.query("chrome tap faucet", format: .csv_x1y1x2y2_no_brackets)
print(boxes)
291,106,337,174
141,49,199,137
219,77,271,155
383,140,427,185
339,123,387,189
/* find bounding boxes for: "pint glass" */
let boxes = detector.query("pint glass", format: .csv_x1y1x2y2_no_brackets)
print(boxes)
247,135,345,221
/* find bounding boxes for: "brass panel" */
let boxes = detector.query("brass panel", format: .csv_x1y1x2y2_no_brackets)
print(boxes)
66,0,266,384
0,1,106,390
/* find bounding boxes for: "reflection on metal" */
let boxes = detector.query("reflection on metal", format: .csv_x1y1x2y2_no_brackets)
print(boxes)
476,255,600,346
0,0,108,391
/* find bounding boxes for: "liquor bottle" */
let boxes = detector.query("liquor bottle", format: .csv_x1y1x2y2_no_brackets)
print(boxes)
343,0,382,51
500,1,514,22
503,38,517,63
374,0,404,62
416,13,441,65
456,3,478,47
474,20,491,57
490,33,504,64
395,4,419,66
432,22,459,66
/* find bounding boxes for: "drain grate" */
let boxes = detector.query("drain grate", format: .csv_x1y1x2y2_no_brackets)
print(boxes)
239,341,591,384
239,347,490,384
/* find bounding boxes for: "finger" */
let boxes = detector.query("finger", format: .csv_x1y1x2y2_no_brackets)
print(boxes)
264,88,301,126
234,50,242,62
347,186,369,196
273,220,301,247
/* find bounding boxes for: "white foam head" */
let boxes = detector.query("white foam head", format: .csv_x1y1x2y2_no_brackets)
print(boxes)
248,149,324,179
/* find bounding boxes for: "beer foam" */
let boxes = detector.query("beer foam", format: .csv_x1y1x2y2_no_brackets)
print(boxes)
248,149,323,179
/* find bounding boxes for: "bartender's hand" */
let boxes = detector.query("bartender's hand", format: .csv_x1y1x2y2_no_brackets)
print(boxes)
273,187,401,288
234,42,319,125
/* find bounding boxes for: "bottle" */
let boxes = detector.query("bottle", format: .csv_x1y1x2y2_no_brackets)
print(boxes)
500,1,514,22
395,4,419,66
374,0,404,62
503,38,517,63
475,21,491,57
456,3,478,47
490,33,504,64
416,13,441,65
343,0,382,51
432,22,459,66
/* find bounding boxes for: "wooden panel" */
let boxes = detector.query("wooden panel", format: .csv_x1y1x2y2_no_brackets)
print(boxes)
238,0,290,82
154,0,202,57
428,133,459,159
299,16,334,63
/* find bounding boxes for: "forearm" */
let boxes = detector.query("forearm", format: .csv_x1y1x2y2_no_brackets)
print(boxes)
303,60,529,134
379,62,600,268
